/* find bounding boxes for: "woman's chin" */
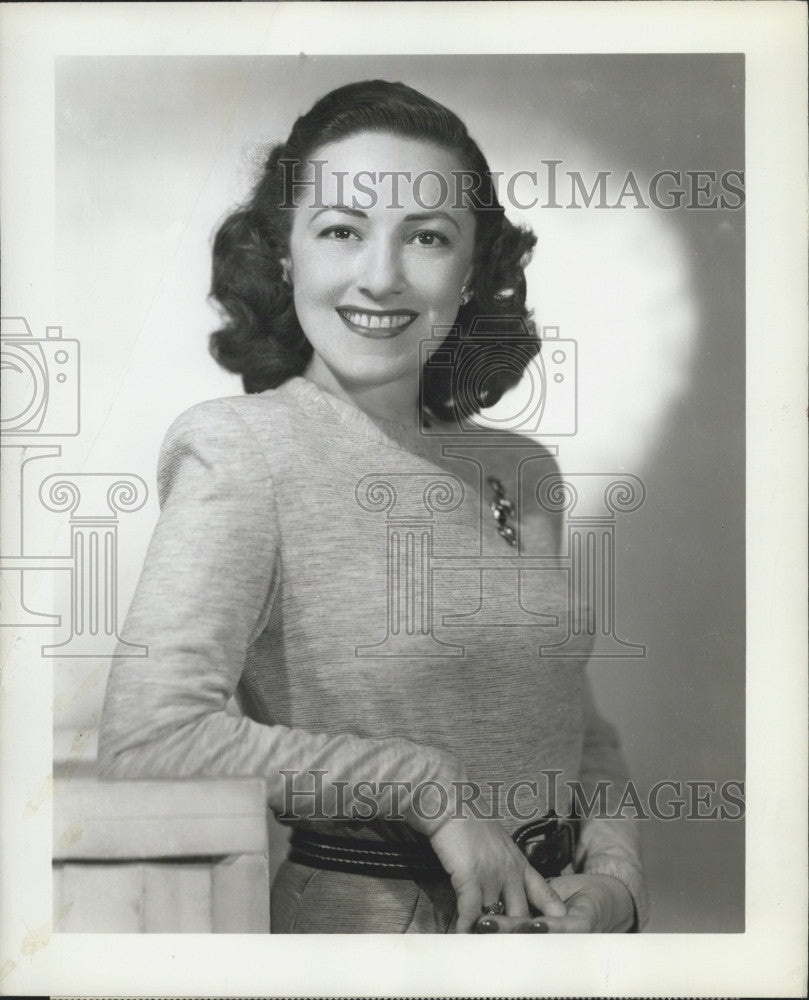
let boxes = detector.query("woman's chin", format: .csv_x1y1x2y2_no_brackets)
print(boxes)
333,364,421,393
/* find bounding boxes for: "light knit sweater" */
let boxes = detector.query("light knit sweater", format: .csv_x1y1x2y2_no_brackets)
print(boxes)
98,375,648,928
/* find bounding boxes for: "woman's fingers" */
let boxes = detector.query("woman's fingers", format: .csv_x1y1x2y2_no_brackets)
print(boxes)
523,863,568,917
454,862,528,931
475,915,536,933
475,894,597,934
451,871,483,934
502,866,530,918
431,816,567,932
531,889,599,932
475,877,631,933
546,874,587,902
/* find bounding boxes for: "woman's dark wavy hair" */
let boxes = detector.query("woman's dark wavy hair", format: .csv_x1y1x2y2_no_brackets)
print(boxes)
209,79,540,421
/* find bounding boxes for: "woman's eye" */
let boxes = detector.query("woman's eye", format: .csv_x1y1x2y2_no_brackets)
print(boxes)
320,226,359,240
409,231,450,247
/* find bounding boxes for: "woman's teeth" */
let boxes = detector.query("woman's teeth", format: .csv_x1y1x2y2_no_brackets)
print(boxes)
341,311,412,329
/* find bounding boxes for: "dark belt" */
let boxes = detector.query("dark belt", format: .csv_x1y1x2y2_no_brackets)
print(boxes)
288,813,578,881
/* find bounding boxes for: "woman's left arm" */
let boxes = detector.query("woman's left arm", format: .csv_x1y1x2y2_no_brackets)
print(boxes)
528,679,648,932
564,678,649,929
476,680,648,934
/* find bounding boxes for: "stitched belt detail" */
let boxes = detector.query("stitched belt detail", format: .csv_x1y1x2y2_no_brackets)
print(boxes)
289,828,446,880
288,815,578,882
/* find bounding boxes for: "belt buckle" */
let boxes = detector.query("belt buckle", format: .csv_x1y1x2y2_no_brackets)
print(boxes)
513,813,573,879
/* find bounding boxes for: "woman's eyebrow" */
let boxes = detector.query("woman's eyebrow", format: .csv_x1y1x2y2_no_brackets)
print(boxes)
311,205,366,222
309,205,462,233
404,211,461,233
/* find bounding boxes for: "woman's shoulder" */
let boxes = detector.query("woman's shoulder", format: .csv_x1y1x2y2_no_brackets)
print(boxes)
155,385,309,497
156,385,310,507
164,382,304,446
457,424,560,478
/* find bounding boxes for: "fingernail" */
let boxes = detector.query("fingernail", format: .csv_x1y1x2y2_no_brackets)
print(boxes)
476,918,499,933
529,920,549,933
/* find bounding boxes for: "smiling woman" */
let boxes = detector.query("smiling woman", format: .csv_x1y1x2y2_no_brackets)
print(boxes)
98,79,647,935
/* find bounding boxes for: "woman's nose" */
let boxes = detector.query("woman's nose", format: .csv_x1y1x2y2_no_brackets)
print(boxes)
356,240,405,300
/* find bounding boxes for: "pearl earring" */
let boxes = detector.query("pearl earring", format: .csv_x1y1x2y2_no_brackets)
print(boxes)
460,286,472,306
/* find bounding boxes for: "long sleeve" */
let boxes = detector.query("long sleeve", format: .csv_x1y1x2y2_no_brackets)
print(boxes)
521,442,648,928
97,400,463,838
574,679,649,930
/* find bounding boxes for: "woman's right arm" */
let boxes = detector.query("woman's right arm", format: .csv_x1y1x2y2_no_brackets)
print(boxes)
97,400,458,838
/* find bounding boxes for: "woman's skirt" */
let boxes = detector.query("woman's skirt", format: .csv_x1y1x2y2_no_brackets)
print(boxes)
270,858,457,933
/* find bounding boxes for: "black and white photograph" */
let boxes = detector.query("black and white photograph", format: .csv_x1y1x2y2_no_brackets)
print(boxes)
0,3,805,997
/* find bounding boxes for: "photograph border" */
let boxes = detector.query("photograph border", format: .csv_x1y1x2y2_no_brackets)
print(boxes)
1,2,806,996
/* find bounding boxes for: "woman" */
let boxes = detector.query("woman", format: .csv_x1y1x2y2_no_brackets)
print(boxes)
98,80,646,934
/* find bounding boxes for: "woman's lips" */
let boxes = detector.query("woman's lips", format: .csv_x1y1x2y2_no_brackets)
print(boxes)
336,308,418,338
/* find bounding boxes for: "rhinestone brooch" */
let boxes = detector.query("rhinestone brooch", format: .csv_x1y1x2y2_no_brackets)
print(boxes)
487,476,517,547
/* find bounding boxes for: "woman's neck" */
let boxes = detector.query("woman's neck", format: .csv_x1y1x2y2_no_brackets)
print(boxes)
302,356,422,431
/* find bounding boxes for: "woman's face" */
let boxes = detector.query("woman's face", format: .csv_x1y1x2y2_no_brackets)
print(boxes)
284,131,475,394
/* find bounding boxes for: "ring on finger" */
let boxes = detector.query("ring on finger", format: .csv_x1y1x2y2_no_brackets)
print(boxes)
481,901,505,916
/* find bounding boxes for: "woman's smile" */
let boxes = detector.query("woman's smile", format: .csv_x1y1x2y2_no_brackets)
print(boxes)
336,307,419,337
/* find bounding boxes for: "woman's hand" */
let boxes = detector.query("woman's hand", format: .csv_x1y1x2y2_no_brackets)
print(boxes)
473,873,636,933
428,816,568,933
